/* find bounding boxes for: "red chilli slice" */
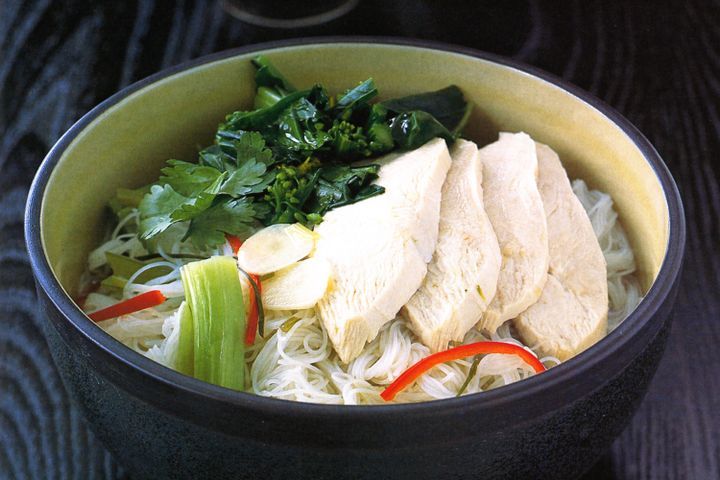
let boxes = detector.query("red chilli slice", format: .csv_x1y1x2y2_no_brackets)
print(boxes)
227,234,243,255
87,290,167,322
226,234,262,345
380,341,546,401
244,274,262,345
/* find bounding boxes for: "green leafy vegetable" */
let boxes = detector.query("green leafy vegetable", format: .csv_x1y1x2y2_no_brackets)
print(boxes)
138,184,190,239
221,89,311,133
252,54,296,94
390,111,455,150
273,94,330,153
381,85,472,134
334,79,378,114
327,120,375,158
265,163,322,225
185,198,262,249
198,144,231,171
138,133,275,248
180,256,246,389
218,134,274,196
124,56,471,249
105,252,172,283
308,165,385,213
170,174,226,222
233,131,275,167
159,160,224,197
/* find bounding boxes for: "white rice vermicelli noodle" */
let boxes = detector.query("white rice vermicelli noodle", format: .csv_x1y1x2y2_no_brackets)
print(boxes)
89,180,642,404
571,179,642,330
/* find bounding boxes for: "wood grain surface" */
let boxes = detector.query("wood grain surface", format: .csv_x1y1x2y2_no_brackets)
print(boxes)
1,1,718,478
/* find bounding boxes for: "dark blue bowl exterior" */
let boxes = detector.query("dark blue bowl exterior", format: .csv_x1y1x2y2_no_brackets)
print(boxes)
26,38,686,480
38,283,677,480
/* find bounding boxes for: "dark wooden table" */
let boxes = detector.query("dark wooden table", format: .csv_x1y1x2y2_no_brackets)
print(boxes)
1,1,718,478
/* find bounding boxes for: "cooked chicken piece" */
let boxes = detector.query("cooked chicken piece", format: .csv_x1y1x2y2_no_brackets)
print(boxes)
477,132,549,333
314,138,451,363
514,143,608,360
403,139,501,352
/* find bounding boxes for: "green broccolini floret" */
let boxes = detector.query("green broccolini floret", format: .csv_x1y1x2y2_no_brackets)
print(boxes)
265,162,323,226
329,120,373,158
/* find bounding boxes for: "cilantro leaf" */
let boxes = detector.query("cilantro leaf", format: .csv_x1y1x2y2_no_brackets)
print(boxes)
186,198,260,249
199,145,232,171
220,159,272,196
170,173,226,221
219,133,275,196
139,173,226,243
138,185,189,239
233,131,274,167
138,134,276,248
159,160,224,196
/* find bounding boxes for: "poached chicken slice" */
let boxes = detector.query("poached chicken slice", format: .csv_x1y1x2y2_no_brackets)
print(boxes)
403,139,501,352
314,138,451,363
514,143,608,360
478,132,549,333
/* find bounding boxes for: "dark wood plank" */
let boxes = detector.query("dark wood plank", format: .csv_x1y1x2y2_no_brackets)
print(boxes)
1,1,717,478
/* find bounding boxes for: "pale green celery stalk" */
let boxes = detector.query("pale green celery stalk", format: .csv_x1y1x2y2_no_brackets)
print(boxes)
176,301,194,377
180,256,245,390
100,275,128,290
105,252,172,283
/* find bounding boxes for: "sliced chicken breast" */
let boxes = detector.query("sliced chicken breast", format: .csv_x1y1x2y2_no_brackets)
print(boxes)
478,132,549,334
403,139,501,352
514,143,608,360
314,138,452,363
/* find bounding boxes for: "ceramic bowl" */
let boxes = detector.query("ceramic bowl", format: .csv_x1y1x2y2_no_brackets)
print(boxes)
25,38,685,480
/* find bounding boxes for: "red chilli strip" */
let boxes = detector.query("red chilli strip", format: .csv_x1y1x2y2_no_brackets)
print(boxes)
227,234,243,255
380,341,547,402
244,274,261,346
87,290,167,322
226,234,259,344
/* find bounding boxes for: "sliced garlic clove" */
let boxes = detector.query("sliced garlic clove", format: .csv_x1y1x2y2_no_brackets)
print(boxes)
237,223,316,275
261,257,331,310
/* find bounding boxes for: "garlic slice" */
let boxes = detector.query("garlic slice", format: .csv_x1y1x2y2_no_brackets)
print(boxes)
262,257,331,310
237,223,316,275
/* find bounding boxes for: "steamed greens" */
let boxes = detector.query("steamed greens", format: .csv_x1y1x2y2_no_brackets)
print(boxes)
120,55,471,249
178,256,246,389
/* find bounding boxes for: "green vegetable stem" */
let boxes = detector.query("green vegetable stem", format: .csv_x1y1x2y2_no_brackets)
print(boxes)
178,256,246,390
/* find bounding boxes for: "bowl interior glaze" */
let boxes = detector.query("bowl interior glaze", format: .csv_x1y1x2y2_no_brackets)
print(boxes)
41,41,668,337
